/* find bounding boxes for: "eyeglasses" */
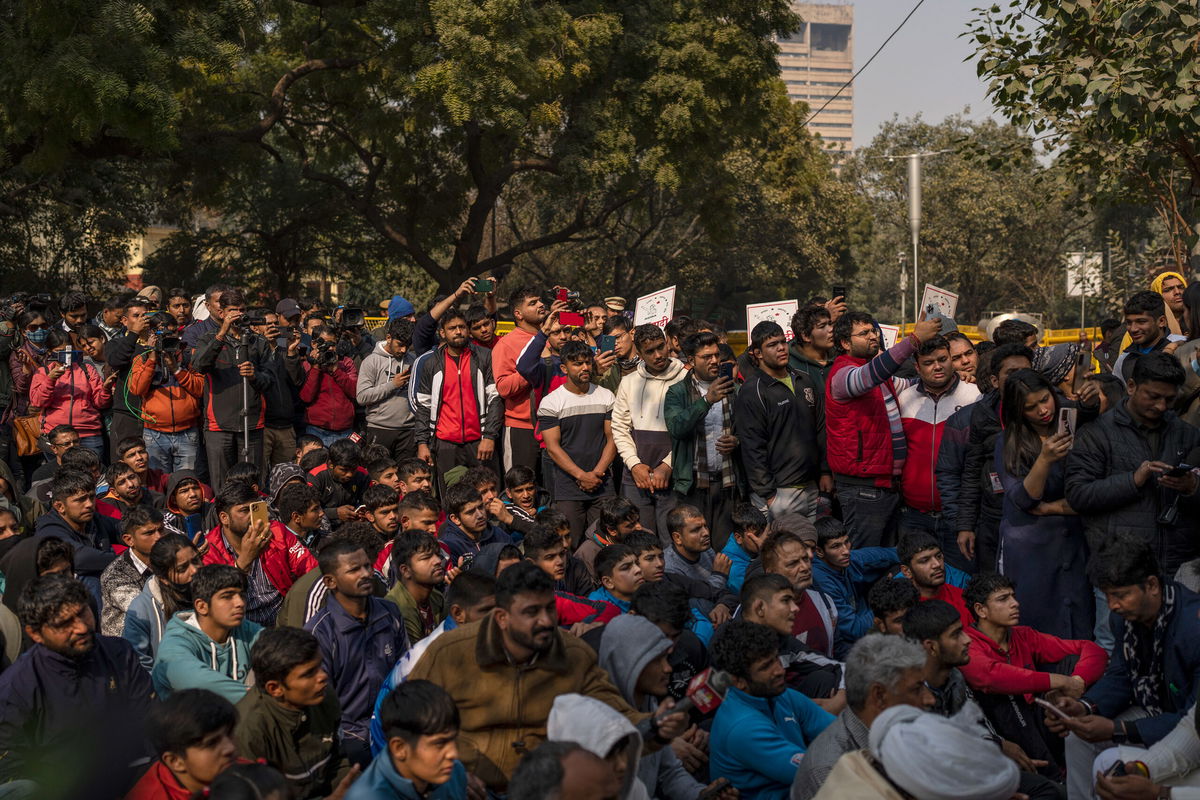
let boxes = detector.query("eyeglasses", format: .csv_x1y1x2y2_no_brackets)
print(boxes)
52,439,80,449
851,331,878,339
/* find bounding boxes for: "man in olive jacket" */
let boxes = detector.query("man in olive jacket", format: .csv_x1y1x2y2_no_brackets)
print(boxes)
406,561,687,791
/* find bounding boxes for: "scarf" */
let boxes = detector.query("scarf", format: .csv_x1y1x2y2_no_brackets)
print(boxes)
685,374,735,491
1124,582,1176,715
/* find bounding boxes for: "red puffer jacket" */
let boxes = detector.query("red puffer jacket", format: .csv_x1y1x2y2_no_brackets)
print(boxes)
825,354,897,482
299,357,359,432
201,521,318,596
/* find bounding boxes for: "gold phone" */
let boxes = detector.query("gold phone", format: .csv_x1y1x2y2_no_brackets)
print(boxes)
249,500,270,530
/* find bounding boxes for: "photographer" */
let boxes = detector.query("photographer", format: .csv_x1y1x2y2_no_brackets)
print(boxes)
333,306,375,366
29,329,116,458
192,289,276,488
358,317,417,461
104,296,157,454
300,325,360,446
128,317,205,472
248,309,304,467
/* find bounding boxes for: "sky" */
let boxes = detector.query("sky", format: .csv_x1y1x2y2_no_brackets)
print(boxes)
845,0,1000,146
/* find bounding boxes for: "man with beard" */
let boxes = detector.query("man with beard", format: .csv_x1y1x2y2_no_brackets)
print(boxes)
235,627,351,799
825,311,941,547
96,460,162,523
407,561,689,792
760,526,838,661
306,539,409,767
897,532,973,627
99,506,164,636
162,470,215,547
896,335,981,573
709,620,835,799
0,574,154,796
385,532,448,644
412,309,501,499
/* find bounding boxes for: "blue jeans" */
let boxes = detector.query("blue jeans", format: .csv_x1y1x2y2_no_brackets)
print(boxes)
144,428,200,473
900,506,971,574
78,435,105,461
305,425,352,447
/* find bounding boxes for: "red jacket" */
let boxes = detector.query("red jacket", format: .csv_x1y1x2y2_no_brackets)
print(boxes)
920,583,973,629
897,379,981,512
29,362,112,435
123,761,193,800
555,591,620,626
825,354,899,483
960,623,1108,702
299,357,359,432
202,520,318,596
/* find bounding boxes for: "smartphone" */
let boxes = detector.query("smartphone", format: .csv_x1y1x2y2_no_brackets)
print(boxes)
557,287,568,304
249,500,270,530
459,553,475,571
1057,407,1077,438
1104,760,1127,778
598,334,616,353
473,277,494,293
718,361,735,382
1166,463,1194,478
831,285,847,303
1033,697,1072,721
559,311,586,327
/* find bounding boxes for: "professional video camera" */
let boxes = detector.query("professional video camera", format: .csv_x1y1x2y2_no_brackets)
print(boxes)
239,310,269,328
335,306,366,332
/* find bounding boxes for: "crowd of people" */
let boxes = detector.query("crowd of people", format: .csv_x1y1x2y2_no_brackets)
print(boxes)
0,272,1199,799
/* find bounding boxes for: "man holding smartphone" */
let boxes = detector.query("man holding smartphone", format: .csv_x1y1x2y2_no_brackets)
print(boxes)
665,331,740,550
357,317,418,462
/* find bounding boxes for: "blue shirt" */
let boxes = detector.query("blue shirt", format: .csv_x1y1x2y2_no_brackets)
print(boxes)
587,586,631,613
305,595,409,744
345,749,467,800
721,537,755,595
710,687,835,799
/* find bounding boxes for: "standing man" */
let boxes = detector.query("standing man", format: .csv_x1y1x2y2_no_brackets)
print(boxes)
666,331,739,549
596,315,638,392
192,289,276,488
789,303,836,395
306,539,409,767
104,296,157,454
896,335,981,573
945,331,979,384
825,311,941,547
492,286,548,473
252,310,304,468
612,324,686,541
538,340,618,544
166,289,193,329
735,321,829,521
358,317,417,462
182,284,230,351
412,310,501,499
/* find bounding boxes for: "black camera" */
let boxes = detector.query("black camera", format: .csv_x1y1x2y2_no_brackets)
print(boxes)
338,307,366,330
239,311,268,328
309,340,338,368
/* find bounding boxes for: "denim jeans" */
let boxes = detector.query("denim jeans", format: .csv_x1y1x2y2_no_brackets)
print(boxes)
143,428,200,473
899,506,970,574
78,434,105,461
305,425,351,447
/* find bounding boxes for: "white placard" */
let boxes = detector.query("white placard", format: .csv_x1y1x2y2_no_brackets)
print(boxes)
920,283,959,321
633,285,676,329
746,300,800,342
878,324,901,350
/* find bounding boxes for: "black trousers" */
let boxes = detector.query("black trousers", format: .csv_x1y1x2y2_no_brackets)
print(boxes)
366,425,417,464
204,429,264,492
677,481,735,552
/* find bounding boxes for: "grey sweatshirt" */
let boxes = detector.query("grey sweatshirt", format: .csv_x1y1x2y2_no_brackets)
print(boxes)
356,341,414,430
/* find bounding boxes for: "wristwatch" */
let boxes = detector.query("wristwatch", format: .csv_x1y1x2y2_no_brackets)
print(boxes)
1111,721,1128,745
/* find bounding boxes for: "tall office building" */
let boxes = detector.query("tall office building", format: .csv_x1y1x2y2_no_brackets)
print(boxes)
778,3,854,154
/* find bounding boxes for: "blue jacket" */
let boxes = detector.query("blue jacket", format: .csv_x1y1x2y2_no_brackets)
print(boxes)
152,611,263,703
721,537,755,595
710,686,834,799
123,576,169,672
588,586,631,613
437,518,512,564
345,750,467,800
811,547,898,659
370,617,459,756
306,595,409,745
1086,581,1200,745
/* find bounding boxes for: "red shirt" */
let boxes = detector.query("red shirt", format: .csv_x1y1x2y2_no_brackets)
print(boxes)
793,592,830,656
435,349,482,444
920,582,973,629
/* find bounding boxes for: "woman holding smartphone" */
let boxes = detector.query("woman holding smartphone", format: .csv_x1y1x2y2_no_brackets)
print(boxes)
28,329,115,459
994,368,1093,639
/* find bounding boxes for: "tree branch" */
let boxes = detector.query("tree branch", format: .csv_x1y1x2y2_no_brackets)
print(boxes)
218,58,362,144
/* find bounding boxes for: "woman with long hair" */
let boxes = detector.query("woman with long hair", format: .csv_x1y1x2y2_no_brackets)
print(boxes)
7,310,53,487
995,368,1093,639
123,534,202,671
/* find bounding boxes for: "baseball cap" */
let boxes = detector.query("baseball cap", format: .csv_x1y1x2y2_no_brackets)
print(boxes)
275,298,301,319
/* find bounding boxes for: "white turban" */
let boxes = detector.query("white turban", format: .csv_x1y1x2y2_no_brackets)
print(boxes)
869,703,1019,800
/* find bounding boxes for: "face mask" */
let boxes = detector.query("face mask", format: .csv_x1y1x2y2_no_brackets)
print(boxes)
25,328,48,344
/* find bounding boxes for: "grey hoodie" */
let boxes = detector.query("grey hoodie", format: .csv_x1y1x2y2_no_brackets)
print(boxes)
356,340,415,429
599,615,706,800
548,693,649,800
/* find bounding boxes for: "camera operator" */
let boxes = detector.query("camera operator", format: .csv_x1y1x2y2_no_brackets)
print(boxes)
127,315,205,473
192,289,277,488
104,296,158,454
248,309,305,467
300,325,360,446
333,306,375,366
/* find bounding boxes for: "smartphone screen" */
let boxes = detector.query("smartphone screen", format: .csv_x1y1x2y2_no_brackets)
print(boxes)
473,278,494,292
831,285,847,303
598,334,616,353
559,311,586,327
556,288,568,304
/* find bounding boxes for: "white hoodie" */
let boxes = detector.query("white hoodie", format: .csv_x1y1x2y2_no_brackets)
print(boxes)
611,358,686,472
547,694,650,800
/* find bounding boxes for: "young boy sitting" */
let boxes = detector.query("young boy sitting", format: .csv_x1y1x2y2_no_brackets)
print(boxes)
235,627,350,799
348,679,468,800
396,457,433,497
368,458,401,492
588,544,644,613
127,688,240,800
521,524,621,627
720,503,767,594
385,532,448,644
536,508,594,596
502,465,549,529
152,564,264,703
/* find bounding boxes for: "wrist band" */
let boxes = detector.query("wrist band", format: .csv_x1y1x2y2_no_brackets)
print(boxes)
1130,761,1150,778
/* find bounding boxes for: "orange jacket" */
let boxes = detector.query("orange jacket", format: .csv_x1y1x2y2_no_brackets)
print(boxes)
128,352,204,432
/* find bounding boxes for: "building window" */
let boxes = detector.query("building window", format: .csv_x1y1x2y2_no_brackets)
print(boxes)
779,25,806,44
811,23,850,52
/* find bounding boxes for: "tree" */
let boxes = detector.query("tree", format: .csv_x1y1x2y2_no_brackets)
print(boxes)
844,115,1092,326
970,0,1200,272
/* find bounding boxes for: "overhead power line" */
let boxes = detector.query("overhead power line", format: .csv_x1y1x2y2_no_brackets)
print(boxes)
803,0,931,125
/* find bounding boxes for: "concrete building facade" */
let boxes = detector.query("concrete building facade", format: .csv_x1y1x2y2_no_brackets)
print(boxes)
778,3,854,154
